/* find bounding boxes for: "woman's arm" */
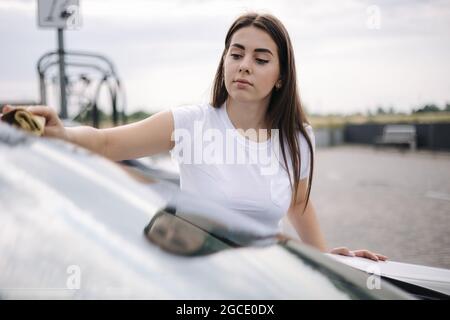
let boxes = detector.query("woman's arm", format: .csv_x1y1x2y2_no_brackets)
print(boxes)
96,110,174,161
287,199,327,252
287,179,327,252
287,178,388,261
3,105,175,161
65,110,175,161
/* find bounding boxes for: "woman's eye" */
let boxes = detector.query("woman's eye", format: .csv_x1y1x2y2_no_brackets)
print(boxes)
230,53,268,65
256,58,269,65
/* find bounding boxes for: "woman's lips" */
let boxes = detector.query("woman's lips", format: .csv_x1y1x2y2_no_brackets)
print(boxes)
234,81,252,89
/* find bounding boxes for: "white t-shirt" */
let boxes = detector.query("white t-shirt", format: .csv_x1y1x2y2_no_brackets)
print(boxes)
170,102,315,235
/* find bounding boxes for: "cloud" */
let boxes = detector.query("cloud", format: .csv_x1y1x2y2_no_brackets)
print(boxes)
0,0,449,114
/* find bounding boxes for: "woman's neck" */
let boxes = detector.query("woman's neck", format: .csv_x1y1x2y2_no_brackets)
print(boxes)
226,97,269,132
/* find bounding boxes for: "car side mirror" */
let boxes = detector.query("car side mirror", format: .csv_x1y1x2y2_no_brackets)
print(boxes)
144,210,230,256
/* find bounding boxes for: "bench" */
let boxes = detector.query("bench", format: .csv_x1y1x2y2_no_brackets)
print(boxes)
375,125,417,151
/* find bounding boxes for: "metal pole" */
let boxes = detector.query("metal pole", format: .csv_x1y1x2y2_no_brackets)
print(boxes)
57,28,67,119
39,73,46,105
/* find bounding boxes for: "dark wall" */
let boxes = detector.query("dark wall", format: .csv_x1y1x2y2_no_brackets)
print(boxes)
344,123,450,151
344,124,384,144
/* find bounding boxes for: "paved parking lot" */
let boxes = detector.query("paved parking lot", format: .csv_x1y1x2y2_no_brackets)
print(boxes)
310,145,450,269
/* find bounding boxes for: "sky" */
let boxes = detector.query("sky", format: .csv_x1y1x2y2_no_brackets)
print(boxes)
0,0,449,116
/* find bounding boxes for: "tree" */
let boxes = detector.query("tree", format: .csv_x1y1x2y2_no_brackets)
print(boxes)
376,106,386,115
128,110,151,121
414,104,440,113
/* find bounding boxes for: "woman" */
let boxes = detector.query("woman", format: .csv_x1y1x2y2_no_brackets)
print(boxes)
3,12,386,261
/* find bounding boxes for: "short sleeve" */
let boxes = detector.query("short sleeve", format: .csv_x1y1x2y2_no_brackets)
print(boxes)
170,104,206,133
169,104,207,162
299,124,315,180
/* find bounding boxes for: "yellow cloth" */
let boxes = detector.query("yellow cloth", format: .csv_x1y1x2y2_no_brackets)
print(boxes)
1,108,46,136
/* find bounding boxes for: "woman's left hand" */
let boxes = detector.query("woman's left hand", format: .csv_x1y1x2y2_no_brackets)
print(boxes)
330,247,388,262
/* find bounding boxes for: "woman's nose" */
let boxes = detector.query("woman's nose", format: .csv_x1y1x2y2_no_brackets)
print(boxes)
239,56,252,73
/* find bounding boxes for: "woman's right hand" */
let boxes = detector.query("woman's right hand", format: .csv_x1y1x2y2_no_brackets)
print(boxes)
2,105,69,141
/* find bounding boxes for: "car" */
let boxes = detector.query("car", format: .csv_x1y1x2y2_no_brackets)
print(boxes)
0,122,448,300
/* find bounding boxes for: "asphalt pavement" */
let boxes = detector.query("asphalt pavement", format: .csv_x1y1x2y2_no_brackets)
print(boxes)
308,145,450,269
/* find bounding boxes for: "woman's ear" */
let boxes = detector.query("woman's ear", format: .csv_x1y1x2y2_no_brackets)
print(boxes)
275,80,282,89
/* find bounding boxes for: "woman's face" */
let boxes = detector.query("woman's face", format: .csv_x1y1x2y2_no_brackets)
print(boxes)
224,26,281,105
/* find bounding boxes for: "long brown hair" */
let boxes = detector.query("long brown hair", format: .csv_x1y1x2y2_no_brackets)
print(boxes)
210,12,314,213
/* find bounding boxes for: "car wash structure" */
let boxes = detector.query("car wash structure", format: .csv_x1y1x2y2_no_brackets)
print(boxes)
37,0,126,127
